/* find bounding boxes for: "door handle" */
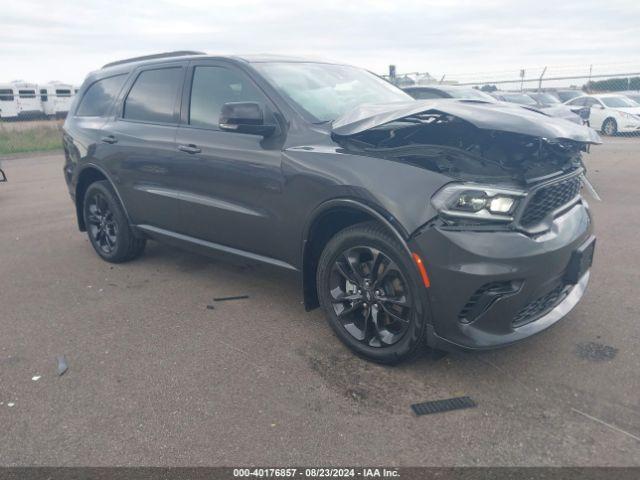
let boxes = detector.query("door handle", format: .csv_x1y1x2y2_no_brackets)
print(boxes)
178,144,201,154
101,135,118,144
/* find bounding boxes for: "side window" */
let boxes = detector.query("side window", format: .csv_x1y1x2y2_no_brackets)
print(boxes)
40,89,48,102
76,75,127,117
569,97,586,106
123,68,183,123
0,89,15,101
189,66,269,129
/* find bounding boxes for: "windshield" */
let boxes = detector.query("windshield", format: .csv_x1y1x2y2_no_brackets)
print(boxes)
601,96,640,108
530,93,560,104
500,93,538,106
254,62,411,122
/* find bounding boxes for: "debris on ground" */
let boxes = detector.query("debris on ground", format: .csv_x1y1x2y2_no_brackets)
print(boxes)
411,396,476,416
56,355,68,376
31,375,41,381
206,304,215,310
213,295,249,302
7,402,15,408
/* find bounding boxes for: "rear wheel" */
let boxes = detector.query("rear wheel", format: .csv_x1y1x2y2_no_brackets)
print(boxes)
317,222,428,364
83,181,146,263
602,118,617,136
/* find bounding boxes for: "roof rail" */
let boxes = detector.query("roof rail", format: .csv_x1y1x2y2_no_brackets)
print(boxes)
102,51,206,69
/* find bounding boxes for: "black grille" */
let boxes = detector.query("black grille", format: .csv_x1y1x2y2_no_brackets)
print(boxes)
512,284,568,327
520,176,582,227
458,281,516,323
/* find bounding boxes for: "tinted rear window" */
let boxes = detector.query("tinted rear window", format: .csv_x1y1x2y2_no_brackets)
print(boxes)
76,75,127,117
124,68,183,123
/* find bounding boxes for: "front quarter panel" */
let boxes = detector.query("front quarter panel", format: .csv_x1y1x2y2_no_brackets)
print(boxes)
278,144,453,265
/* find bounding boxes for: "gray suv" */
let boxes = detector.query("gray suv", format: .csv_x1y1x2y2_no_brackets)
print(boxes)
63,52,599,363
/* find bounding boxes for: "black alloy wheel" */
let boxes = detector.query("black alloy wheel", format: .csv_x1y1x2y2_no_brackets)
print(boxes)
86,191,118,255
82,180,146,263
329,246,412,348
317,221,429,364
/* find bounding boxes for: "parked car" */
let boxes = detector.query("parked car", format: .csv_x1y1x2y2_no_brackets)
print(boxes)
402,85,497,102
64,52,599,364
492,92,584,124
547,89,584,103
566,94,640,135
528,92,590,123
619,91,640,104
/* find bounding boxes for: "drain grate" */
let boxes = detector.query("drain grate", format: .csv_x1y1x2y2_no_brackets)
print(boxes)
411,396,476,416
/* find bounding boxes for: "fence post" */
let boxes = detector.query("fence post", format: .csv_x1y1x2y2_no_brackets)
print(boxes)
538,67,547,91
389,65,396,84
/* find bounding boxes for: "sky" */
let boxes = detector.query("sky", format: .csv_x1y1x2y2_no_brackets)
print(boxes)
2,0,639,86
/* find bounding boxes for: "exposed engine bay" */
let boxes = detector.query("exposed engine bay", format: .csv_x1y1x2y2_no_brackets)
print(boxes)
334,112,590,187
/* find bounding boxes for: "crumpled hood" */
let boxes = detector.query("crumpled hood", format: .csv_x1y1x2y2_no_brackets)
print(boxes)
332,99,602,144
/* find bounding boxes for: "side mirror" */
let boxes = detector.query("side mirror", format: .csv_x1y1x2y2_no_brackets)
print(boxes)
219,102,276,137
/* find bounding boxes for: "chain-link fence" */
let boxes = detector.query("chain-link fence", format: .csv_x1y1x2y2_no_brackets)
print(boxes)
385,64,640,137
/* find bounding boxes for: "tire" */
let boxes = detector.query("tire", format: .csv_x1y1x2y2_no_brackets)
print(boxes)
317,221,428,364
82,180,146,263
602,118,617,136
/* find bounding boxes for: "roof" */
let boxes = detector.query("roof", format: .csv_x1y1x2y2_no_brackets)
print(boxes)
591,93,631,98
100,51,345,72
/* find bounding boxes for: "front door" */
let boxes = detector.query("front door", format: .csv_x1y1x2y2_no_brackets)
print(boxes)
174,61,286,261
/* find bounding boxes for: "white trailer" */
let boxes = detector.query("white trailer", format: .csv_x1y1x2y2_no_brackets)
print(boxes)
11,81,43,119
0,83,19,120
40,82,74,117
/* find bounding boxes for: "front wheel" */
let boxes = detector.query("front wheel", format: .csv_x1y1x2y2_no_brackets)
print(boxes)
602,118,617,136
317,222,428,364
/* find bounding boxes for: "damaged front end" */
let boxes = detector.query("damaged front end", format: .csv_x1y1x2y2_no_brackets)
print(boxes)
332,100,601,234
332,100,599,349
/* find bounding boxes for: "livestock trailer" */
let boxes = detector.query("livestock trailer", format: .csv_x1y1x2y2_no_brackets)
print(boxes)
0,83,19,120
40,82,74,117
9,82,43,119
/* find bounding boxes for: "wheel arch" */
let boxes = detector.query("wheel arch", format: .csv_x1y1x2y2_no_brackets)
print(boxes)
74,164,132,231
301,198,412,311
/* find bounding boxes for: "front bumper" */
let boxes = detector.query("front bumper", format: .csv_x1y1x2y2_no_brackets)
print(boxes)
619,123,640,133
410,201,593,350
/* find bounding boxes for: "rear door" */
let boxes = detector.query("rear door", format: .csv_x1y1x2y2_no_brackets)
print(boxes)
174,60,286,260
105,63,187,232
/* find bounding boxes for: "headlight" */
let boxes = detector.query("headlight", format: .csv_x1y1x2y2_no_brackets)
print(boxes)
432,184,526,222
